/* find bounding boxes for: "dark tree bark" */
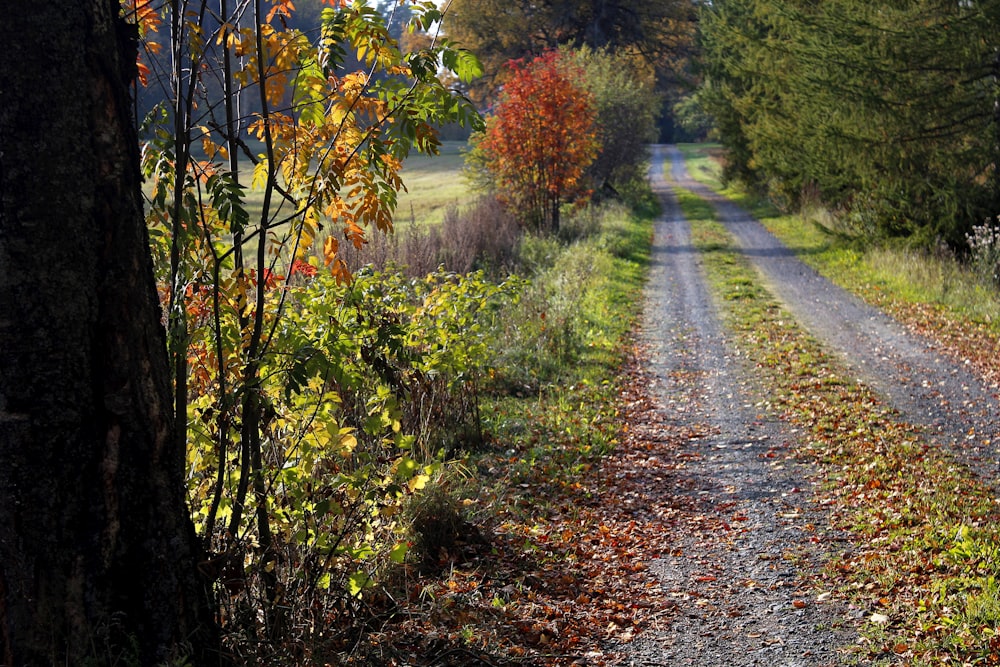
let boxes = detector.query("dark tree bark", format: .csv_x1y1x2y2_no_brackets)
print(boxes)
0,2,218,664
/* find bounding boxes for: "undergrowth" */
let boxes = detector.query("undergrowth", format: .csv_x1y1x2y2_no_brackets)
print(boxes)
327,192,655,664
676,187,1000,665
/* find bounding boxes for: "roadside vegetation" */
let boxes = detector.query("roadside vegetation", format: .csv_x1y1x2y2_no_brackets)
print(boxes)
316,48,661,664
675,148,1000,664
678,143,1000,388
132,0,662,660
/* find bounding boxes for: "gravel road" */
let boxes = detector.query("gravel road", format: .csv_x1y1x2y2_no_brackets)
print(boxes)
621,145,1000,665
663,145,1000,475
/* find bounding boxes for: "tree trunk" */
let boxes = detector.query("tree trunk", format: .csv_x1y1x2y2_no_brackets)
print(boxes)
0,3,218,664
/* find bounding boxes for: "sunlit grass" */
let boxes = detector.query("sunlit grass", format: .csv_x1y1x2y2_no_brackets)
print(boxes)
147,139,474,231
395,141,473,228
677,143,1000,330
673,142,725,192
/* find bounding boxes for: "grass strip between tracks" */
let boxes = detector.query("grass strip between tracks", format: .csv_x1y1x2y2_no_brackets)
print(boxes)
676,186,1000,665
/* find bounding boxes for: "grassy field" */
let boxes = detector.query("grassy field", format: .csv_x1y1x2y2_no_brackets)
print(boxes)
394,141,474,227
146,139,474,231
254,140,473,229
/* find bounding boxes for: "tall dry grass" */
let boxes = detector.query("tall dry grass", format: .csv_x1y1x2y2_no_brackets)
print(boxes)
338,197,522,279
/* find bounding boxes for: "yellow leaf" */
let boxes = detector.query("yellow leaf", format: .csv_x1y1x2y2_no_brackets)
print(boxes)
407,474,429,493
251,159,269,190
202,136,218,158
323,236,339,265
337,432,357,457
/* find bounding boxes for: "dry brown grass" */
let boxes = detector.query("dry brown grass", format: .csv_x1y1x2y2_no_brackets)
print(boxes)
339,197,522,279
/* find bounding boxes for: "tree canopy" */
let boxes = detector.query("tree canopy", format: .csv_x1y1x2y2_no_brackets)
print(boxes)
699,0,1000,244
470,51,600,233
443,0,697,105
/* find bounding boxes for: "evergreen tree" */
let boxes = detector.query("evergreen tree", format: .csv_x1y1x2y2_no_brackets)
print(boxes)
699,0,1000,243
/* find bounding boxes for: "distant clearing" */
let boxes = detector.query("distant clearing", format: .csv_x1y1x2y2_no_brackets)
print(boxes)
394,141,473,228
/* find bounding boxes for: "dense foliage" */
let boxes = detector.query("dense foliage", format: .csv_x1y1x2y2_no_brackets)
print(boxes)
468,51,600,233
130,0,492,658
442,0,697,114
565,48,661,197
698,0,1000,245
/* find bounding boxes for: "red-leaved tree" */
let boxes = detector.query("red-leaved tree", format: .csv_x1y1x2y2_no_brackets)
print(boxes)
475,51,599,233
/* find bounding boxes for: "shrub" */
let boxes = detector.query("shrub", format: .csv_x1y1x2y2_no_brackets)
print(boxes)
967,217,1000,287
337,197,522,280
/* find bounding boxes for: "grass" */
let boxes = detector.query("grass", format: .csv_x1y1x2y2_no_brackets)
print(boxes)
675,143,1000,329
145,139,475,251
243,140,473,232
674,150,1000,665
354,191,657,664
395,141,474,228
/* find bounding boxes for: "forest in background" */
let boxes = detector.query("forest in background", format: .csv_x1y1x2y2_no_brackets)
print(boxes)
687,0,1000,252
5,0,1000,664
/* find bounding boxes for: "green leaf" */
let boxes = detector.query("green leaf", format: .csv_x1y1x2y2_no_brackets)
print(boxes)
347,571,373,597
396,455,418,479
442,46,483,84
389,542,409,564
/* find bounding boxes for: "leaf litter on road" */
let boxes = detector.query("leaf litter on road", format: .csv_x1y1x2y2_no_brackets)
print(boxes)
679,175,1000,665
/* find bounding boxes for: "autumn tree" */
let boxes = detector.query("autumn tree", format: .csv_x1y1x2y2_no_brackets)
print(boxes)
470,51,599,233
0,1,217,664
133,0,483,658
443,0,697,107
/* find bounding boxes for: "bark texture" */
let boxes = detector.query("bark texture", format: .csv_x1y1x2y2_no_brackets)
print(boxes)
0,2,217,664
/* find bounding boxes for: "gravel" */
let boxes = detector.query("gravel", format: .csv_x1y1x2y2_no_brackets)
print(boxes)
663,145,1000,476
619,145,1000,665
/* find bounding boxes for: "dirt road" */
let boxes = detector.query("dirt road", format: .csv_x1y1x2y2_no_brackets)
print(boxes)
623,145,1000,665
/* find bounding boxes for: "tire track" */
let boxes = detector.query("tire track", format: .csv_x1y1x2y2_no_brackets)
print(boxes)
625,146,856,666
662,145,1000,481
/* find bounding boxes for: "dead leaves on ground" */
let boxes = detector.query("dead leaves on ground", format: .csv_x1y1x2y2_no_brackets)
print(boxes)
346,356,708,665
712,256,1000,664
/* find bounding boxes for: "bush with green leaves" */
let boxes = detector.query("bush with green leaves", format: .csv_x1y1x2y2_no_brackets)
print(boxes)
181,266,520,660
562,47,661,198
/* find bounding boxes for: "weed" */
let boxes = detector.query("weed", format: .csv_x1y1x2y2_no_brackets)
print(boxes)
407,480,483,571
967,217,1000,288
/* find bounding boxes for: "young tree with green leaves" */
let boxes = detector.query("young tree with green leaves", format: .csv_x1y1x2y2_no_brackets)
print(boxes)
564,47,661,196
